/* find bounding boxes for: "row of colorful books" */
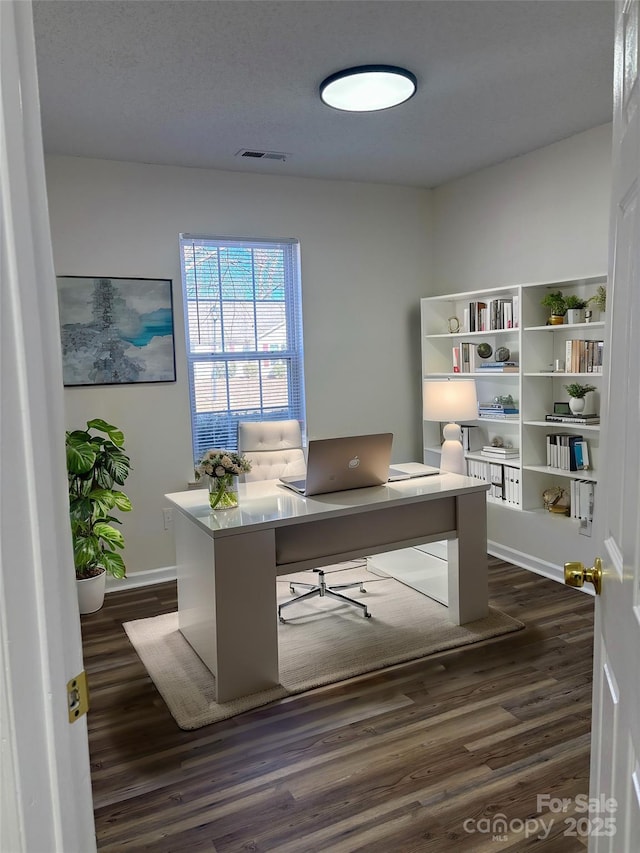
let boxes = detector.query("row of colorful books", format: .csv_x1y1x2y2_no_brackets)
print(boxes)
564,339,604,374
462,297,519,333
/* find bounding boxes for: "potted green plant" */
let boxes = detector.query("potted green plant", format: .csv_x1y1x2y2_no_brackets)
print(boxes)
564,382,597,415
588,284,607,318
564,295,588,324
541,290,567,325
66,418,132,614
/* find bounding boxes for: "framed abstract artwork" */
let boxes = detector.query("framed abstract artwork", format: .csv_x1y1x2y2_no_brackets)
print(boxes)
56,276,176,386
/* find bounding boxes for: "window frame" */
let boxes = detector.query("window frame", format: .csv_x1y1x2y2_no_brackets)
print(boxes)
180,234,306,460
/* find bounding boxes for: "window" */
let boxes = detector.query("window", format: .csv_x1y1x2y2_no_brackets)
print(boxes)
180,235,306,460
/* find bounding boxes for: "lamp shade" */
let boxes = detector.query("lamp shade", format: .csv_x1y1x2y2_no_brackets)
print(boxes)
423,378,478,422
319,65,417,112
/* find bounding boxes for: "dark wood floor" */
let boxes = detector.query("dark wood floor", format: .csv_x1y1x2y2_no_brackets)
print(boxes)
81,558,594,852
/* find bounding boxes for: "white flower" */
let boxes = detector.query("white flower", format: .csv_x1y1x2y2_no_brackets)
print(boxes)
195,448,253,480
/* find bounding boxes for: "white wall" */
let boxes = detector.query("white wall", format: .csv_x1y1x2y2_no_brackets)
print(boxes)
45,156,432,576
430,123,612,573
431,123,611,293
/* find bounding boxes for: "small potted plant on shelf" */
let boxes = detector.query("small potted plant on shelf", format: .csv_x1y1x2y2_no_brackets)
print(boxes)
564,295,588,325
564,382,597,415
587,284,607,320
541,290,567,325
66,418,132,614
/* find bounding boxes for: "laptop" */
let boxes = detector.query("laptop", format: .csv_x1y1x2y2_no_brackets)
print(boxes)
279,433,394,496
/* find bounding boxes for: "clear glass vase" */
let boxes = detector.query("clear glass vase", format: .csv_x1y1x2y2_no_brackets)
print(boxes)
208,474,239,510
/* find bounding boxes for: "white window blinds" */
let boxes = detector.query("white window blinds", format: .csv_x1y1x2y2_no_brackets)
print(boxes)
180,235,306,460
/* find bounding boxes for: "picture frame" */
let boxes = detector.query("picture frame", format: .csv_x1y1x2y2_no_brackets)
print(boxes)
56,276,176,386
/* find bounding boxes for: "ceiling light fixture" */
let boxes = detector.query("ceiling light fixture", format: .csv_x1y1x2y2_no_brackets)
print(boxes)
319,64,417,112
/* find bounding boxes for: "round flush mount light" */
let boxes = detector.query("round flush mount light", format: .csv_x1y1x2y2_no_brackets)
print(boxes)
319,64,417,112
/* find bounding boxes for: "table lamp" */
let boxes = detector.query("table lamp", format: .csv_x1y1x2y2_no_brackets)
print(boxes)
423,378,478,474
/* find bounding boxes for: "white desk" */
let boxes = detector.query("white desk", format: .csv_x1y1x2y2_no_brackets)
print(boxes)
166,473,489,703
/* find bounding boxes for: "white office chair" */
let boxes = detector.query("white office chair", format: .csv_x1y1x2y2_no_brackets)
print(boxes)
237,419,371,622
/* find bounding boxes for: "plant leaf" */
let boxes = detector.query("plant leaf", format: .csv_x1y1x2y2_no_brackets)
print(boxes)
101,551,126,579
93,521,125,549
66,434,97,475
111,491,132,512
86,418,125,446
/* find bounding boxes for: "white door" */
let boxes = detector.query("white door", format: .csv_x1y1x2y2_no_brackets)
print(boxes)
586,2,640,850
0,2,96,850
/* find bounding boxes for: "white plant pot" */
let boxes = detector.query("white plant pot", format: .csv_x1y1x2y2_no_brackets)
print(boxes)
566,308,585,325
569,396,586,415
76,570,107,614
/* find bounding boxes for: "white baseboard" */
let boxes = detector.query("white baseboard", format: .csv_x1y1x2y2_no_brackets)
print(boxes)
487,540,565,584
106,565,177,593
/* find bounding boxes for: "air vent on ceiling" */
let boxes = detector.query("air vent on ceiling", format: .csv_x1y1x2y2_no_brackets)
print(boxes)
236,149,290,162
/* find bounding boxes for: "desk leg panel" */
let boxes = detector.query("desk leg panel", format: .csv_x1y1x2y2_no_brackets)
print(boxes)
175,513,279,703
448,491,489,624
213,529,279,702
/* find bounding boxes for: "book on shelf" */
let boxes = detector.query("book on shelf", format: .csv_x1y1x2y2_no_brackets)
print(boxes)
545,413,599,424
452,342,481,373
545,433,588,470
478,400,519,411
466,301,487,332
481,445,519,457
478,412,519,420
461,424,483,451
476,361,519,372
570,479,595,521
564,339,604,374
502,464,521,507
573,439,590,470
478,404,519,416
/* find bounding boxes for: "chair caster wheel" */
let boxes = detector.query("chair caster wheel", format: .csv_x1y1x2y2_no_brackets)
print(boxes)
279,615,286,623
365,612,371,618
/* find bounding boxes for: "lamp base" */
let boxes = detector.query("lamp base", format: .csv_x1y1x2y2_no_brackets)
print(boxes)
440,422,466,475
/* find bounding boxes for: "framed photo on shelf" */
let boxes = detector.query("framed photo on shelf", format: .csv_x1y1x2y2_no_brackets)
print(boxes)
56,276,176,386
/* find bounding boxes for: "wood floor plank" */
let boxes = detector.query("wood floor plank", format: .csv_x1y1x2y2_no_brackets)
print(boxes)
82,559,595,851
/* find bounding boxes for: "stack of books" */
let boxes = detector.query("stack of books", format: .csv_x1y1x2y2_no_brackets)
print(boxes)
545,412,599,425
481,445,519,459
476,361,519,373
478,401,520,419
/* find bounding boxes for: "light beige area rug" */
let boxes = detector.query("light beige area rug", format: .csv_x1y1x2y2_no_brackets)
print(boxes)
124,567,523,730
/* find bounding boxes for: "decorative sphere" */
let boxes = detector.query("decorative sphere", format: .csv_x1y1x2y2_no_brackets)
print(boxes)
477,343,492,359
495,346,510,362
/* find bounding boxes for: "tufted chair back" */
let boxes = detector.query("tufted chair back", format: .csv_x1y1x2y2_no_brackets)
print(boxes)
237,420,306,482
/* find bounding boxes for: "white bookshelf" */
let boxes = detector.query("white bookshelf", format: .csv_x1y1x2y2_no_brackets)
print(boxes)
420,275,607,577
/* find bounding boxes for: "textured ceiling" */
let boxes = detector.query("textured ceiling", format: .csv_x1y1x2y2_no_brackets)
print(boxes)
32,0,614,189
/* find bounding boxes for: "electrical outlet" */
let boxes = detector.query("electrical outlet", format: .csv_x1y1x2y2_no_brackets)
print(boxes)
163,507,173,530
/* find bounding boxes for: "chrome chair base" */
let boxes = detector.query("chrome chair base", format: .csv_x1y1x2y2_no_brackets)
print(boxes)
278,568,371,622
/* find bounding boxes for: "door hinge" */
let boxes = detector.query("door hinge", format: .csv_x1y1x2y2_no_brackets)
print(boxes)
67,670,90,723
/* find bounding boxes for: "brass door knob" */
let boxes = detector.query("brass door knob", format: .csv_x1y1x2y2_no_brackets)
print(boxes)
564,557,603,595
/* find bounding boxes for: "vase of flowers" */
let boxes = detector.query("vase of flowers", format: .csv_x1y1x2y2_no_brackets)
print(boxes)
195,449,252,510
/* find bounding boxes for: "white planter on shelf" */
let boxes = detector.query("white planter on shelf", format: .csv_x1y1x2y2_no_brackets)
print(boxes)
568,396,586,415
76,569,107,614
566,308,585,324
